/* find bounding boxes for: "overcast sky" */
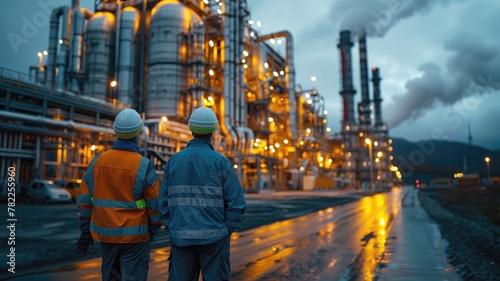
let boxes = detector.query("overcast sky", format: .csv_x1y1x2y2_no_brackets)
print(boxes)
1,0,499,150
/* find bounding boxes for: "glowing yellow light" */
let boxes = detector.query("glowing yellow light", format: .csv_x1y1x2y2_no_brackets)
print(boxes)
271,97,276,103
307,100,313,104
234,164,238,169
273,71,279,77
306,128,311,134
485,157,490,163
319,156,324,162
90,145,96,151
305,93,311,98
275,143,280,148
208,96,214,102
311,76,317,82
110,80,117,87
264,62,269,68
299,167,305,172
243,50,249,57
299,141,304,146
322,119,327,124
268,117,274,122
209,40,214,47
255,138,261,143
377,151,383,158
283,139,289,144
247,92,252,97
359,132,364,137
37,52,42,58
270,38,275,44
323,110,328,115
161,116,168,122
243,64,248,69
279,70,284,76
365,138,372,145
209,69,215,76
326,127,331,133
241,59,246,63
43,50,48,56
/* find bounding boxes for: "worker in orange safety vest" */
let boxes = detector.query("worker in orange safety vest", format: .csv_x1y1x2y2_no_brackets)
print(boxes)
76,108,161,281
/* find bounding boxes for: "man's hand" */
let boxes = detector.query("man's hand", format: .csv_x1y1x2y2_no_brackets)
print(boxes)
75,233,94,254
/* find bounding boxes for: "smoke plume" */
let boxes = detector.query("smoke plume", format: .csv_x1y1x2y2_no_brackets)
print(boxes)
386,32,500,128
334,0,454,38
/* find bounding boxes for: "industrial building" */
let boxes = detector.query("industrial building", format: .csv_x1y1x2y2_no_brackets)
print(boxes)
0,0,394,195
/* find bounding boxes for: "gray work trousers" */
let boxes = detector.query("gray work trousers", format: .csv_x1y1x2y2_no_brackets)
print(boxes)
168,234,231,281
100,241,150,281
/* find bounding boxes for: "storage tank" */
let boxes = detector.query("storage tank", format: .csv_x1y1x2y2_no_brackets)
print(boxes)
146,0,202,119
84,11,116,99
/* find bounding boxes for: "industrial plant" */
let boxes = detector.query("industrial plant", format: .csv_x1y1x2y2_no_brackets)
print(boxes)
0,0,397,194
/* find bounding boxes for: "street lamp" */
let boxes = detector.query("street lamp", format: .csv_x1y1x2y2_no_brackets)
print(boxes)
365,138,374,190
485,156,491,184
377,151,383,189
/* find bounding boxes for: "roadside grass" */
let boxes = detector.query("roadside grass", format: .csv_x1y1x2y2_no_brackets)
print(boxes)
439,186,500,225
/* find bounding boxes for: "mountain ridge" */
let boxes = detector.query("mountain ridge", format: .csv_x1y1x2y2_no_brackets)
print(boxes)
391,137,500,183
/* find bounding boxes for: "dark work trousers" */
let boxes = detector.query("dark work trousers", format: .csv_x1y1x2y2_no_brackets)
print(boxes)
168,234,231,281
100,241,150,281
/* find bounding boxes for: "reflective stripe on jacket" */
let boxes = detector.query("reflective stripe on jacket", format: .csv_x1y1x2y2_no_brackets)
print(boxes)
159,137,247,247
77,139,161,243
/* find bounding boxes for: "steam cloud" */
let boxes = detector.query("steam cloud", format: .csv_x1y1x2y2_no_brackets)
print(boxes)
330,0,500,128
334,0,455,38
386,32,500,128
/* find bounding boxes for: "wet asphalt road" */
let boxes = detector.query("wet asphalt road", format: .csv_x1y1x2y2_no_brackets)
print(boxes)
1,189,403,280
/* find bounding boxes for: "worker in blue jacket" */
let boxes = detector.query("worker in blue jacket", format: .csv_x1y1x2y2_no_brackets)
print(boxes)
159,106,247,281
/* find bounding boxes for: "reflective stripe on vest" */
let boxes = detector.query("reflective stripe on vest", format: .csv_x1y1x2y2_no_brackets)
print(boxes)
92,198,147,209
168,197,224,208
90,222,148,237
84,154,101,196
132,157,150,200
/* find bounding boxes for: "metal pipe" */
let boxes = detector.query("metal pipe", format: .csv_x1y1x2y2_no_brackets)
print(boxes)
258,31,298,142
196,21,204,109
47,6,71,88
221,0,237,150
0,110,114,135
69,7,94,92
138,0,147,114
56,8,72,90
116,7,140,105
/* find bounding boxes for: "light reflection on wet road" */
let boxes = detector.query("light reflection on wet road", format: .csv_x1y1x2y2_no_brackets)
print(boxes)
231,188,403,280
11,187,406,281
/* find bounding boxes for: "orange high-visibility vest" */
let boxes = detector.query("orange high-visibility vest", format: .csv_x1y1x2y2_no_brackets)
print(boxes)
78,149,160,243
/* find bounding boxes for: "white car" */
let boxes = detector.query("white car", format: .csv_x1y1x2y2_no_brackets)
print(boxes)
27,180,72,204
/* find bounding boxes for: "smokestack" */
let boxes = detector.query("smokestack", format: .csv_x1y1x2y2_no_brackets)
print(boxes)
337,30,356,126
371,67,383,128
358,34,371,127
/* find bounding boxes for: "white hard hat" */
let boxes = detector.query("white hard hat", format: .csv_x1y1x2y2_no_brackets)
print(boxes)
113,108,143,139
188,107,218,134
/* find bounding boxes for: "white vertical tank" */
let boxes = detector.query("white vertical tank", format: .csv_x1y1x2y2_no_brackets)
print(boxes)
146,0,202,119
84,11,116,99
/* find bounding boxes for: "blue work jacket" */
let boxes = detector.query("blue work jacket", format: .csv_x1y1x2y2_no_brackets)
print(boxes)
159,137,247,247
